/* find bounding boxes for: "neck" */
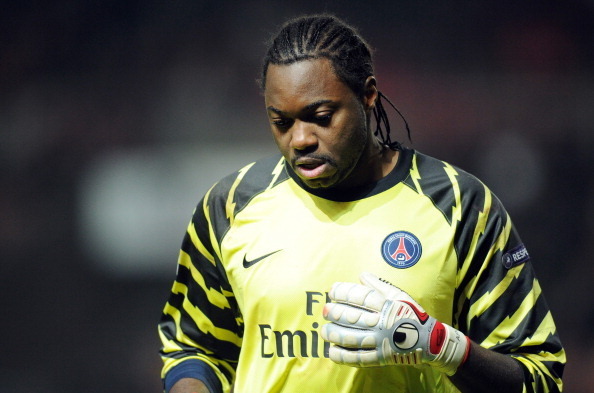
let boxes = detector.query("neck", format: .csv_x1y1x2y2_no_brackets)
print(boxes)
333,139,400,193
371,140,400,181
285,145,409,203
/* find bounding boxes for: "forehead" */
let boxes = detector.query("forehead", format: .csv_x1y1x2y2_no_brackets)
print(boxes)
264,58,354,110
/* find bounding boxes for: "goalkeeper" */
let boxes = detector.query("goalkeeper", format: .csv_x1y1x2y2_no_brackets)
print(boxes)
158,14,565,393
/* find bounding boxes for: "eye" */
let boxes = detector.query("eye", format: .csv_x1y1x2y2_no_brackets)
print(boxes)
312,112,333,126
271,118,293,129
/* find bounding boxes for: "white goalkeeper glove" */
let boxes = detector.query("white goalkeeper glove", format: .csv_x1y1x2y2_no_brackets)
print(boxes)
320,272,470,376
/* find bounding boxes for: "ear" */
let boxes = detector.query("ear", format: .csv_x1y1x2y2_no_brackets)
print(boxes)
362,76,378,111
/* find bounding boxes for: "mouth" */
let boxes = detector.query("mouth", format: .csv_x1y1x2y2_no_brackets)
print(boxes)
294,157,329,180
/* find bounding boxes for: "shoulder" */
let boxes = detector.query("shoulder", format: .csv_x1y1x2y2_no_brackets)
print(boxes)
407,151,485,193
406,150,505,224
206,153,288,210
189,154,288,242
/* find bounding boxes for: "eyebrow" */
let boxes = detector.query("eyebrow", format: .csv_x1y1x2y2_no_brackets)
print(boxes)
267,99,333,116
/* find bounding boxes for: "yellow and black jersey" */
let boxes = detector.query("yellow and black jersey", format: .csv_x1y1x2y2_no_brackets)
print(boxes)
158,148,564,393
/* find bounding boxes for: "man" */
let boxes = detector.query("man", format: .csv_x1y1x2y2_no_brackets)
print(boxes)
158,15,565,393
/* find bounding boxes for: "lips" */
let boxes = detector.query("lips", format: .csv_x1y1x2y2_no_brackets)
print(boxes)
294,157,328,179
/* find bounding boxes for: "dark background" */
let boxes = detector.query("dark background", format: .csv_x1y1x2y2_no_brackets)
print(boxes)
2,1,593,392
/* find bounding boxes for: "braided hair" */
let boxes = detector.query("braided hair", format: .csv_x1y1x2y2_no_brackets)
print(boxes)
261,14,410,150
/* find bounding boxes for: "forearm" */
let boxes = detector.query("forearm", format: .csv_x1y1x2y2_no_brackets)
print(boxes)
169,377,212,393
449,341,524,393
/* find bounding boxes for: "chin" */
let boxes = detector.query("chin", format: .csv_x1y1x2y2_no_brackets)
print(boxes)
300,176,337,189
306,175,350,190
302,180,331,189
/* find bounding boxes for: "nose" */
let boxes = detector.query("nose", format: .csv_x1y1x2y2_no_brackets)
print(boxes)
290,120,318,151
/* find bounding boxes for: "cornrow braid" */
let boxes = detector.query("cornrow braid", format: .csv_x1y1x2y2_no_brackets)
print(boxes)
374,92,412,150
261,15,372,97
261,14,411,150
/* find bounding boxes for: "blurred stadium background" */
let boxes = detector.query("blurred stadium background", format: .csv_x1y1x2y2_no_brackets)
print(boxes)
1,1,593,391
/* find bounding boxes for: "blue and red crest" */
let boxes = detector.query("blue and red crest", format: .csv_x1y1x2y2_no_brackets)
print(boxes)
381,231,422,269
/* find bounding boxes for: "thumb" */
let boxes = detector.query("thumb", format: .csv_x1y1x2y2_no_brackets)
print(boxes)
359,272,403,300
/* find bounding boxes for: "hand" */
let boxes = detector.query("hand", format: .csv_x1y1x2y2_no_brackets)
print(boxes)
320,272,470,375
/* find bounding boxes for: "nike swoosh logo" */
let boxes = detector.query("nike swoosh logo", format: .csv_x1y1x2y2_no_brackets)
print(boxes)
242,250,282,268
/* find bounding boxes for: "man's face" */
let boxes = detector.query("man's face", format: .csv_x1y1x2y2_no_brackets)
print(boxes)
264,58,375,190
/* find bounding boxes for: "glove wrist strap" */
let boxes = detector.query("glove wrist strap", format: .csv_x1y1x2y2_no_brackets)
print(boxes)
430,323,469,376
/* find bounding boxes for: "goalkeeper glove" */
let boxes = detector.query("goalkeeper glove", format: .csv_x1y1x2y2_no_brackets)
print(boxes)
320,272,470,376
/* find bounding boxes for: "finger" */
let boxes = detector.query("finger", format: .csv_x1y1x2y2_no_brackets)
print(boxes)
321,321,378,349
327,345,381,367
359,272,424,314
329,281,386,312
323,302,381,329
329,281,371,303
359,272,404,300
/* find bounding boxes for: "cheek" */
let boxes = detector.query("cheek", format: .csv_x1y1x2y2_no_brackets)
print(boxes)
270,129,290,154
334,122,367,157
334,107,368,147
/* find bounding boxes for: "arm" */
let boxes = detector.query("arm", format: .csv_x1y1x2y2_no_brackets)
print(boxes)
158,191,243,393
450,341,523,393
170,378,211,393
453,211,565,392
450,174,564,392
325,296,524,392
321,268,563,392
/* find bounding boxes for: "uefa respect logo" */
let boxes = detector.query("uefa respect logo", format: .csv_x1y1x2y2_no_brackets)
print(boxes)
381,231,422,269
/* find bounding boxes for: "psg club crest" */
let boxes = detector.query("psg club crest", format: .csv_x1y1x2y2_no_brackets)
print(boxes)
381,231,422,269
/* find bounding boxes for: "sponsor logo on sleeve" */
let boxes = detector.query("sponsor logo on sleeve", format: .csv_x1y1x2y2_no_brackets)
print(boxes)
502,244,530,269
381,231,422,269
